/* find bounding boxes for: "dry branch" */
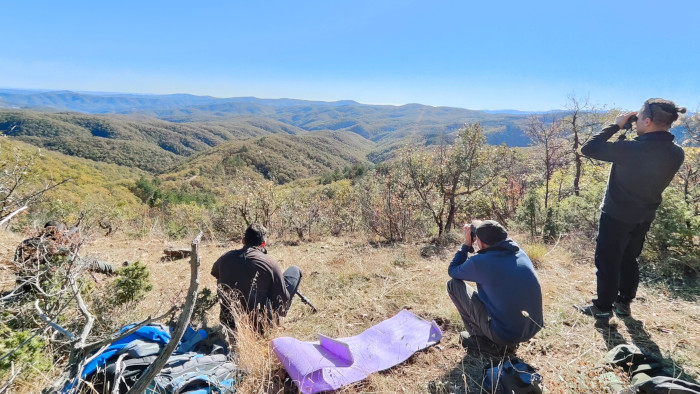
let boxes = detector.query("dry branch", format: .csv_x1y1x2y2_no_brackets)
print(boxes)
0,205,27,227
0,367,22,394
126,231,202,394
34,299,75,339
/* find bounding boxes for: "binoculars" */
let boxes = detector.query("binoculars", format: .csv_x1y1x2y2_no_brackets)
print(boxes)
623,115,638,130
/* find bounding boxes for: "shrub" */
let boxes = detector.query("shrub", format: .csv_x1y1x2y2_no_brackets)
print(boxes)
0,324,52,377
111,262,153,305
556,181,606,236
644,189,700,276
515,190,543,237
542,207,560,242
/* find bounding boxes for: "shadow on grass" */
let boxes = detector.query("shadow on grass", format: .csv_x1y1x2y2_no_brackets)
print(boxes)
595,317,699,385
622,316,699,385
429,352,493,394
595,320,627,351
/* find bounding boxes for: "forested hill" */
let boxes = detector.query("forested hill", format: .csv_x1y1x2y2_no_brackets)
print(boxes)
0,89,532,145
0,111,309,173
161,131,375,188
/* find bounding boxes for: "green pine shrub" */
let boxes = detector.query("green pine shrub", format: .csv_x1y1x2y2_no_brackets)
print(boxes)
111,262,153,305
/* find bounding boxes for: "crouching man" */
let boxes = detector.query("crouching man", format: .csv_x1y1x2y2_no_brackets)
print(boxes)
211,223,302,332
447,220,543,355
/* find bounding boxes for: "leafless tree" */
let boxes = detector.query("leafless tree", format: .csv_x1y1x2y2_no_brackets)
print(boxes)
29,232,202,393
681,108,700,145
525,116,569,209
563,95,604,196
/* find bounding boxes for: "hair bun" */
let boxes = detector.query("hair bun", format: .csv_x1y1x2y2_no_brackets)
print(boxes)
677,106,687,114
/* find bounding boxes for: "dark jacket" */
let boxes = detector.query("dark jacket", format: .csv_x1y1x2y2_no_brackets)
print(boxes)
448,239,543,344
581,125,685,223
211,245,290,316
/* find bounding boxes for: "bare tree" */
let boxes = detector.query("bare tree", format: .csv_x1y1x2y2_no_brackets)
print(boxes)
676,150,700,215
35,232,202,393
357,165,419,242
681,108,700,145
563,95,604,196
525,116,569,209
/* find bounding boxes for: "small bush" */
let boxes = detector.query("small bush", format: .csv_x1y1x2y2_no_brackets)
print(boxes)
0,324,52,377
644,189,700,276
516,190,543,237
542,207,559,242
111,262,153,305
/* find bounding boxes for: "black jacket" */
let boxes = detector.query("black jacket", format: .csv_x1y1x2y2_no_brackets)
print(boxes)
211,245,290,316
581,125,685,223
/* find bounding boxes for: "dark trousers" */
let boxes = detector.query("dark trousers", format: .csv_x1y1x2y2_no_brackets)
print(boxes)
281,265,302,313
446,279,506,345
592,212,652,311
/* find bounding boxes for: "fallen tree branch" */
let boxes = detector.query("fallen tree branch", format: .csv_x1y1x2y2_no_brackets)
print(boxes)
0,205,27,227
111,353,129,394
126,231,203,394
34,299,75,339
70,276,94,347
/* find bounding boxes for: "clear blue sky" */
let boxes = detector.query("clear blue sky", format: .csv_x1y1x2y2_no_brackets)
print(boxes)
1,0,698,111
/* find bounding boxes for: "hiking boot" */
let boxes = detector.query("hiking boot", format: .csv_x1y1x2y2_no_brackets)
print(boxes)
613,301,631,317
460,333,515,357
575,304,612,320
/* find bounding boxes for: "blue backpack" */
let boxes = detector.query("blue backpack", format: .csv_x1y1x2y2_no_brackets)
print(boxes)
69,324,240,393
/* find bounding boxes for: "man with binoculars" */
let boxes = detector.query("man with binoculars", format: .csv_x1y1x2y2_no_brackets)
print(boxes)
447,220,543,355
576,98,686,321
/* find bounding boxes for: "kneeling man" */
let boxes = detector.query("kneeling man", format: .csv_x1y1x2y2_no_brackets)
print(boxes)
211,223,302,332
447,220,543,355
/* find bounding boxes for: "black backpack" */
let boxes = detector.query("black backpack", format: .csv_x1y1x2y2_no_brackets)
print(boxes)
482,357,542,394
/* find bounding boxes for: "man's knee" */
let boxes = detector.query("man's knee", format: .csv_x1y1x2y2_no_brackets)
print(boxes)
446,278,459,295
284,265,302,280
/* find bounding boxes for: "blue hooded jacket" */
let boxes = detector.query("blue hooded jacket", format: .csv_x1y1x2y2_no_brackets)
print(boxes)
448,239,543,344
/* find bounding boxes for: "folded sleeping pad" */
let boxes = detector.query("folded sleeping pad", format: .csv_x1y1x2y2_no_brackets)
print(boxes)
272,309,442,393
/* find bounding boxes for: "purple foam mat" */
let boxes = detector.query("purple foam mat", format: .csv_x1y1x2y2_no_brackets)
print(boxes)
272,309,442,393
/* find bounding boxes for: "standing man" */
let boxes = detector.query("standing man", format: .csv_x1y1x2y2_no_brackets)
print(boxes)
576,98,686,320
211,223,302,332
447,220,543,355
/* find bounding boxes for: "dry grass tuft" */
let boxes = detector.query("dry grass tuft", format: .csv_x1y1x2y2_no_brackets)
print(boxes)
221,301,292,394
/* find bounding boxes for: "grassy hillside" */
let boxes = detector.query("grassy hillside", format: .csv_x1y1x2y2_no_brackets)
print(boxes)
3,230,696,393
0,137,144,228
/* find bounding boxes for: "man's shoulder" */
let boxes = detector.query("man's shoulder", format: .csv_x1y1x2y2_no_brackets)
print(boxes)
243,246,280,266
220,247,245,258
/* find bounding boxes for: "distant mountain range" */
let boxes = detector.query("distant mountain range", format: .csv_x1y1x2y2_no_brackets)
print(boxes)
1,89,694,184
0,89,534,145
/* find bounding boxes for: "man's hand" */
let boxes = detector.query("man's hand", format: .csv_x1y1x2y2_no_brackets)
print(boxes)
462,223,473,247
615,111,638,129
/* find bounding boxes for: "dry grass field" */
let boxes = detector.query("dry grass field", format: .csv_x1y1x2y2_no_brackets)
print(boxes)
1,228,698,393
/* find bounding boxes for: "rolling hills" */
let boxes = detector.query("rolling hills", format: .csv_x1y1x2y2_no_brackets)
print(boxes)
0,89,533,144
